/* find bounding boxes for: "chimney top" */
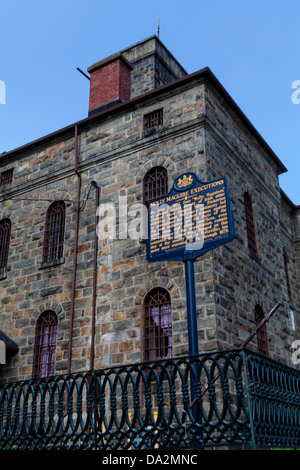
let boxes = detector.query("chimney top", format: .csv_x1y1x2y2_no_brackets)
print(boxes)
87,52,133,116
87,52,133,74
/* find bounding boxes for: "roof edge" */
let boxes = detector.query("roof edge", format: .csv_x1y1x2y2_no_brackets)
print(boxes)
0,330,19,352
0,66,287,175
121,35,188,75
203,68,287,175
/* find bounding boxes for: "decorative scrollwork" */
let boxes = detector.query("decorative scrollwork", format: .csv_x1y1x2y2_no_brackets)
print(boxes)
0,349,299,450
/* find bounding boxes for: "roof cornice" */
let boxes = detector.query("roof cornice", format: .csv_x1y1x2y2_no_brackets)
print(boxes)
0,67,287,175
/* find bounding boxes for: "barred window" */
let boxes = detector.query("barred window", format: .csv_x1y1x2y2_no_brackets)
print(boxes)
244,192,258,257
143,166,168,207
0,218,11,274
255,305,269,356
43,201,65,263
144,288,172,361
283,248,292,298
144,108,163,130
0,168,13,188
33,311,58,379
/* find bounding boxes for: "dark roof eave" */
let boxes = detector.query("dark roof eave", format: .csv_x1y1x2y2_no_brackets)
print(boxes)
203,69,287,175
0,330,19,352
0,67,287,174
6,344,19,353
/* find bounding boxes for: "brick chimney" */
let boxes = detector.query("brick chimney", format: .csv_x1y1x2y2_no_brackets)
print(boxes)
87,52,133,115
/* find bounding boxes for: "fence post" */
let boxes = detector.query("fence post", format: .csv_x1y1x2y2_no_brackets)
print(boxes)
242,349,256,450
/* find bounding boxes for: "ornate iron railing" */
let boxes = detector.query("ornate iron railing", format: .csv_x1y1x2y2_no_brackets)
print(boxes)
0,348,300,450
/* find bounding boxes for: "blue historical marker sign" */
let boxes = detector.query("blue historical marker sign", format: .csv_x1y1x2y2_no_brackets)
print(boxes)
146,172,235,262
146,172,235,403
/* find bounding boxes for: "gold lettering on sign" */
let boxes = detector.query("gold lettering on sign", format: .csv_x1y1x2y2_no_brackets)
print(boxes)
149,178,230,257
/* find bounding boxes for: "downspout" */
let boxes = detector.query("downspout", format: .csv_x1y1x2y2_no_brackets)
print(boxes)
68,124,81,373
90,180,100,371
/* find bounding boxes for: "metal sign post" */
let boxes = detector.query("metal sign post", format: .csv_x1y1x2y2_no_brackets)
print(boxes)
184,252,201,426
146,172,235,425
184,252,199,358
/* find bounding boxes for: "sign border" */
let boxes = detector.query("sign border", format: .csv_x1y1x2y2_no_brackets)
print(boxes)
146,172,235,262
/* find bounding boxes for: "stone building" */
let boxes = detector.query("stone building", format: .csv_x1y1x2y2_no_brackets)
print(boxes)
0,35,299,383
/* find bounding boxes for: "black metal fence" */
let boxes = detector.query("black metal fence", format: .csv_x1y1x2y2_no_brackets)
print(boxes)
0,348,300,450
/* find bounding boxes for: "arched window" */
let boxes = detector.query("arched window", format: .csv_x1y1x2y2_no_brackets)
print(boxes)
143,288,172,361
43,201,65,263
255,305,269,356
0,218,11,275
33,311,58,378
143,167,168,208
244,192,258,257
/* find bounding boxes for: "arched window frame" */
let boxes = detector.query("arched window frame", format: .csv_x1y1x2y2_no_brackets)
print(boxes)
0,218,11,277
143,287,172,362
143,166,168,208
33,310,58,379
244,192,258,258
43,201,65,264
255,305,269,356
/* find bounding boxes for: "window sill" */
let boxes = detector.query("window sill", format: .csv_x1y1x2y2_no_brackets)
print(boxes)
142,126,163,139
39,257,65,269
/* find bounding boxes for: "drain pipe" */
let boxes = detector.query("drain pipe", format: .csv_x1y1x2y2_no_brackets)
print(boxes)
90,180,100,371
68,124,81,374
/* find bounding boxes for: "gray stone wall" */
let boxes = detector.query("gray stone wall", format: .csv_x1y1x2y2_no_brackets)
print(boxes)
0,62,299,384
293,206,300,311
0,79,208,382
121,36,187,98
204,80,299,365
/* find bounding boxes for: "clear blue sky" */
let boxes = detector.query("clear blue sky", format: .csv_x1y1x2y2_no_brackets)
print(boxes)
1,0,299,204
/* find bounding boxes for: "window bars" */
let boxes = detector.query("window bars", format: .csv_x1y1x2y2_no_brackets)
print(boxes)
244,192,258,257
43,201,65,263
0,218,11,274
144,288,172,361
0,168,13,188
33,311,58,379
143,166,168,207
143,108,163,130
255,305,269,356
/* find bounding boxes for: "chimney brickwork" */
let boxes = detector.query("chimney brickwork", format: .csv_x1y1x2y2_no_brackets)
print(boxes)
87,36,187,114
87,53,133,115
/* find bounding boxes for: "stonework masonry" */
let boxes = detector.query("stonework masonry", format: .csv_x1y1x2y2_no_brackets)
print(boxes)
121,36,187,97
0,36,299,383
